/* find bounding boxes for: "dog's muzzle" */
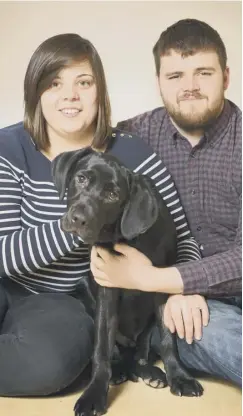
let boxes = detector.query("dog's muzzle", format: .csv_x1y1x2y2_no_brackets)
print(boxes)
61,211,100,244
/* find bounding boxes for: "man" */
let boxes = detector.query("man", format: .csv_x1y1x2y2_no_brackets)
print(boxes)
91,19,242,386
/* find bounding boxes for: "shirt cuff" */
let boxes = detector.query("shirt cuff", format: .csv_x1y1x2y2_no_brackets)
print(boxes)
176,260,209,295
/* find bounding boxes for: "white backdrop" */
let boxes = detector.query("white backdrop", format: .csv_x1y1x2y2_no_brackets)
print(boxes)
0,1,241,127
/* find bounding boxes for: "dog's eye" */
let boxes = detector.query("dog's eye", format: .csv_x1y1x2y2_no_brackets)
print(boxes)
77,175,87,185
107,191,118,201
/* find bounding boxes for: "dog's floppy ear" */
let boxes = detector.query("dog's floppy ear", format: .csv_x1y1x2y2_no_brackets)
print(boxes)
52,147,94,199
121,174,159,240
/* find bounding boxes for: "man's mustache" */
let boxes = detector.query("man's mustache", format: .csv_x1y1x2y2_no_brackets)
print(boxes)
178,92,206,101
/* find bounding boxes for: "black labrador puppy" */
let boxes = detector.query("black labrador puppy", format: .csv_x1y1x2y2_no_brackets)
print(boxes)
52,148,203,416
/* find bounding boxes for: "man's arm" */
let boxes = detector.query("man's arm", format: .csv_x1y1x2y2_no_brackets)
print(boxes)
115,116,242,297
91,225,241,296
177,246,242,296
176,202,242,296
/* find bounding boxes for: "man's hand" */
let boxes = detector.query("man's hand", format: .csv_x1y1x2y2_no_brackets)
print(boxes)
163,294,209,344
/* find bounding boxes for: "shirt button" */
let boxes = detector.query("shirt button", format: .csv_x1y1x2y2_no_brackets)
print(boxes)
199,244,204,251
197,226,202,231
191,189,196,195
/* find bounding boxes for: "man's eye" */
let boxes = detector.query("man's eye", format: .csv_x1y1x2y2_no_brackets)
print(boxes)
200,72,212,76
168,75,180,80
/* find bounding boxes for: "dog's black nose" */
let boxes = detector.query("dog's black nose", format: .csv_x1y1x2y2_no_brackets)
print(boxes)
71,214,86,226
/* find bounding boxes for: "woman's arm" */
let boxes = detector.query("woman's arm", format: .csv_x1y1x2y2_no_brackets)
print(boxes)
90,243,184,293
0,154,82,279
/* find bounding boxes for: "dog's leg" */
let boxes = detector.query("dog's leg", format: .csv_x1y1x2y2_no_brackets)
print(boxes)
72,275,97,320
131,316,167,388
110,344,135,386
155,295,203,397
74,286,119,416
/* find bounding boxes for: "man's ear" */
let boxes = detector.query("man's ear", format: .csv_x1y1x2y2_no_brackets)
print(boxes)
223,67,230,91
120,174,159,240
52,147,94,199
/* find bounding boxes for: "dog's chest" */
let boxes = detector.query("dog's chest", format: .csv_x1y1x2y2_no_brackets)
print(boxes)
116,291,154,344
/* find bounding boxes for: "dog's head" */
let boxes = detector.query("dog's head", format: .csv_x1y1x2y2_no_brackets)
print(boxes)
52,147,159,244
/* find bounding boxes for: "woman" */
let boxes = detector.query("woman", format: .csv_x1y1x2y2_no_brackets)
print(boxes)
0,33,201,396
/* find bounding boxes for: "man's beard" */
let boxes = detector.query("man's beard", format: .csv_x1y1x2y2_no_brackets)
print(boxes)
161,91,224,132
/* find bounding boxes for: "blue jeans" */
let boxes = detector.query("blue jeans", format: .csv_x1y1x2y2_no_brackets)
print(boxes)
152,298,242,386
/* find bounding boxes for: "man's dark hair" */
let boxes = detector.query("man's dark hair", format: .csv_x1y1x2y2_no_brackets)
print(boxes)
153,19,227,75
24,33,111,151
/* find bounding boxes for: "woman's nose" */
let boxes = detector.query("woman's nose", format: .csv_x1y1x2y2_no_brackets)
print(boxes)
62,84,80,101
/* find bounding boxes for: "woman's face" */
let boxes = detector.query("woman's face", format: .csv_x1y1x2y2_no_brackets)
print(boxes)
40,61,98,140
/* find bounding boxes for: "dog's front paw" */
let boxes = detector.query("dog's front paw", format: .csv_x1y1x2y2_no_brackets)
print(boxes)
74,384,108,416
170,377,203,397
133,361,167,388
110,361,129,385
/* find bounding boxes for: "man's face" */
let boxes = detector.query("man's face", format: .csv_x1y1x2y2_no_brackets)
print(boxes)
158,50,229,131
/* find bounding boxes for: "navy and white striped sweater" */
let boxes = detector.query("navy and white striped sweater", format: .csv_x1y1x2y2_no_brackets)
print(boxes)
0,123,201,294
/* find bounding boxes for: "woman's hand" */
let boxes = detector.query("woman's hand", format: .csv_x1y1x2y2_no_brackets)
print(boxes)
90,244,153,291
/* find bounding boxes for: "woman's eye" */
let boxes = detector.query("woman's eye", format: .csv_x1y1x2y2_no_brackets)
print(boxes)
51,80,60,88
77,76,94,89
78,80,91,88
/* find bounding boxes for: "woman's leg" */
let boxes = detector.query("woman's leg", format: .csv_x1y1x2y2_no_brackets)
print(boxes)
0,283,8,325
0,283,94,396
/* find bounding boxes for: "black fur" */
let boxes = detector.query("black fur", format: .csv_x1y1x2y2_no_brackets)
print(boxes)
52,148,203,416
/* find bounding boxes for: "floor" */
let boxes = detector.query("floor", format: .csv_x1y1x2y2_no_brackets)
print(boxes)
0,372,241,416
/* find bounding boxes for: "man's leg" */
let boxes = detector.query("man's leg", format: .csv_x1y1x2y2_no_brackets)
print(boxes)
0,288,94,396
151,299,242,386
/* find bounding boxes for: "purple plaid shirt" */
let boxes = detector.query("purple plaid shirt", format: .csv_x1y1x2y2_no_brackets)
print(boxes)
117,99,242,296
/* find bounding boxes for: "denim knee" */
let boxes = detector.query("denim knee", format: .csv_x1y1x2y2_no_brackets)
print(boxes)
177,299,242,386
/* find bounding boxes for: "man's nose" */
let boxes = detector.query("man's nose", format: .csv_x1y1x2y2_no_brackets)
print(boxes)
182,74,200,91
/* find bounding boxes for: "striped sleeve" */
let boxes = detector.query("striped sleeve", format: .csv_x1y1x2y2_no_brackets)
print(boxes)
132,150,201,263
0,155,81,279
